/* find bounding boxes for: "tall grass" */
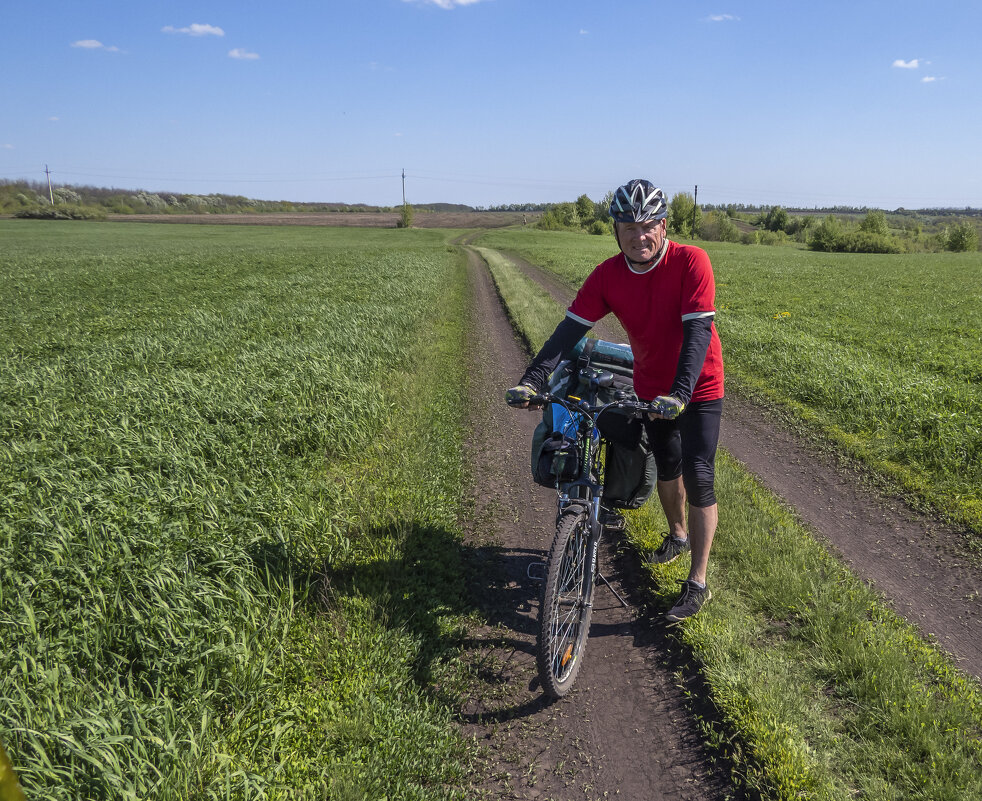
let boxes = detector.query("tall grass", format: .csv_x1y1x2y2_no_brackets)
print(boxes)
479,238,982,800
476,228,982,539
0,222,475,799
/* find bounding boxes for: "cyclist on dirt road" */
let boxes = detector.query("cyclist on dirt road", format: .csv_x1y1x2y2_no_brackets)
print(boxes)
506,178,724,622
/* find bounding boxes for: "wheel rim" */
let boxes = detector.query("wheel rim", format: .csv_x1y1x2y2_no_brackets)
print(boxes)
547,519,589,682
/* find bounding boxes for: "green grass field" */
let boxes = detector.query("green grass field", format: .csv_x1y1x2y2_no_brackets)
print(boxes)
476,228,982,540
0,221,477,800
4,220,982,801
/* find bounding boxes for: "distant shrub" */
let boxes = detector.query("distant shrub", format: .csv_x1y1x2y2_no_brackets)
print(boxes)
54,187,82,205
939,222,979,252
808,215,844,251
838,231,903,254
575,194,595,222
14,204,106,221
762,205,790,232
397,203,414,228
786,215,814,239
668,192,699,237
699,211,740,242
133,191,167,210
858,209,889,237
537,203,582,231
757,230,789,246
594,191,614,222
533,193,613,234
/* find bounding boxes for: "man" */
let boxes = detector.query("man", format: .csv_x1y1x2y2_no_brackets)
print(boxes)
506,179,724,622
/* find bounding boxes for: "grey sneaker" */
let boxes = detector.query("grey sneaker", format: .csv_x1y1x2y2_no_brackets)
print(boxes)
665,580,712,623
646,534,690,564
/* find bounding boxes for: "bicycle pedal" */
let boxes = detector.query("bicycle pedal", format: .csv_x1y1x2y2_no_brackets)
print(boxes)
527,561,546,582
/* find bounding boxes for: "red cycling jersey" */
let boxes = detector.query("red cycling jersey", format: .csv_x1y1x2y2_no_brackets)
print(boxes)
566,240,724,402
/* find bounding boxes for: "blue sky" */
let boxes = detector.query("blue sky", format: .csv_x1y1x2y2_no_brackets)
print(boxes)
1,1,980,209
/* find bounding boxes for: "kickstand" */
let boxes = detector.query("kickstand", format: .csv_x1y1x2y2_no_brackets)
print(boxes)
595,569,629,608
527,561,546,582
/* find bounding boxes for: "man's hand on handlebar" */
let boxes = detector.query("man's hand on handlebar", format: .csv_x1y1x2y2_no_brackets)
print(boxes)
648,395,685,421
505,384,542,409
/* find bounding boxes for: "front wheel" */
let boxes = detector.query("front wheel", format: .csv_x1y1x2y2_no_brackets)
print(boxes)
537,509,595,698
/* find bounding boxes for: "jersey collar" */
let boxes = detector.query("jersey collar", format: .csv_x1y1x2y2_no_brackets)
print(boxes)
624,239,669,275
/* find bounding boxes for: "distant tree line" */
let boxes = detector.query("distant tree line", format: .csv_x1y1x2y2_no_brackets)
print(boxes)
702,202,982,218
3,178,978,252
533,191,980,253
0,180,475,219
477,202,553,212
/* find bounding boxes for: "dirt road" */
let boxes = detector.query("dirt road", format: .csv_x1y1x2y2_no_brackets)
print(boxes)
459,244,737,799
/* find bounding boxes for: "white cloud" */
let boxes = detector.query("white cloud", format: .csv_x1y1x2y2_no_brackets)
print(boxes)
71,39,120,51
402,0,485,8
892,58,919,69
2,144,13,149
580,29,589,35
162,23,225,37
707,14,739,22
921,76,938,83
229,48,260,60
47,116,59,122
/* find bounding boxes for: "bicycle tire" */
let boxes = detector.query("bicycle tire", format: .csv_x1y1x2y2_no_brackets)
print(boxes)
537,509,595,698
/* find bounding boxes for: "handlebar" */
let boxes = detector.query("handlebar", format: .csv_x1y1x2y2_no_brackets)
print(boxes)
529,391,656,421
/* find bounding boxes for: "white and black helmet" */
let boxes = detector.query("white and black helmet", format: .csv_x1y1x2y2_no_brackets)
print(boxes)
609,179,668,223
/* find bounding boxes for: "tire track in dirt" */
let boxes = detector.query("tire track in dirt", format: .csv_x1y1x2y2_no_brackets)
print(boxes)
492,247,982,680
458,241,736,800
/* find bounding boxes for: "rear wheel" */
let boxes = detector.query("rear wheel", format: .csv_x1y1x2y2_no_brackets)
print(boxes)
537,509,595,698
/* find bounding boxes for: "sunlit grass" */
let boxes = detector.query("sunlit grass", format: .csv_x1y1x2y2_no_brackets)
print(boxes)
0,221,476,799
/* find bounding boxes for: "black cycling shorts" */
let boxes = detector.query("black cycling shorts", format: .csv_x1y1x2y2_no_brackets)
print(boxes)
644,398,723,508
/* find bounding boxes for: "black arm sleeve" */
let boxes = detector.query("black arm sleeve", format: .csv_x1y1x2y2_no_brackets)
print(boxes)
669,316,714,405
518,316,592,391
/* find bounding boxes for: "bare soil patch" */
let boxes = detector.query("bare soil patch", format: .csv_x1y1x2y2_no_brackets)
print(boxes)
458,240,737,800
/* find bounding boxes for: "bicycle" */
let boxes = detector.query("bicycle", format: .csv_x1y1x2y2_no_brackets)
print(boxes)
527,366,655,699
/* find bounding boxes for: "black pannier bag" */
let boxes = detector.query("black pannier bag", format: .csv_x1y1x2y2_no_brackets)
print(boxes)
530,338,657,509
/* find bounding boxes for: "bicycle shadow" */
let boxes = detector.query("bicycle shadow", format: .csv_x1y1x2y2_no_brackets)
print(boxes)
249,522,555,699
455,542,559,722
247,519,683,723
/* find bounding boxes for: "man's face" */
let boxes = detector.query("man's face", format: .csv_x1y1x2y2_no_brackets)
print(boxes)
617,219,666,264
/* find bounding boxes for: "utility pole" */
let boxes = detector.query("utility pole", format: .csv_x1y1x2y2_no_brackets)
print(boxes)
402,168,406,207
45,164,54,204
692,184,698,236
